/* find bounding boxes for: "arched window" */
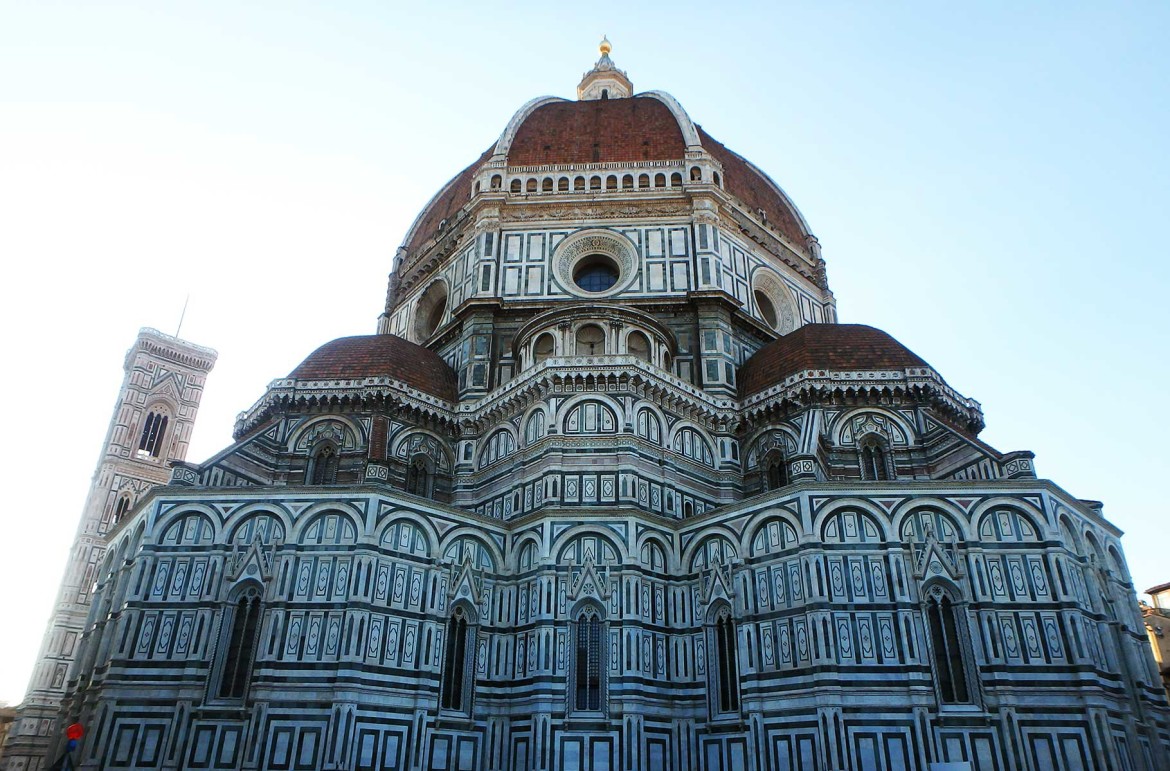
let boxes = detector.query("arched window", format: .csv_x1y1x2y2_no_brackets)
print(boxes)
638,173,650,189
490,174,502,190
635,408,661,444
532,332,555,366
542,177,553,192
138,411,169,458
627,331,651,362
524,411,546,445
558,177,569,192
113,495,131,525
526,178,537,193
762,449,788,490
440,606,475,713
405,455,431,498
308,445,338,485
572,607,605,713
672,427,715,467
217,587,262,699
575,324,606,355
924,586,973,705
670,172,683,187
712,606,741,714
510,179,522,193
859,435,891,481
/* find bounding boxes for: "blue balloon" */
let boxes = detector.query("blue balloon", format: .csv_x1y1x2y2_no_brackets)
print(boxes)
66,739,78,752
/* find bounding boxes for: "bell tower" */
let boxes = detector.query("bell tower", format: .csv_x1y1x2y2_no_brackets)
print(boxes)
1,328,216,771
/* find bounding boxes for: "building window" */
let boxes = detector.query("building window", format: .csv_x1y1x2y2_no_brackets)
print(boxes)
762,449,787,490
925,587,973,705
572,607,605,713
137,411,168,458
217,588,262,699
406,455,431,497
308,445,338,485
712,606,741,714
112,496,131,525
859,435,890,481
440,606,474,713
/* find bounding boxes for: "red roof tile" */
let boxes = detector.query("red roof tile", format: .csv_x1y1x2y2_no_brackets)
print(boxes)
739,324,929,398
509,97,686,165
698,127,806,246
289,334,458,402
405,144,496,254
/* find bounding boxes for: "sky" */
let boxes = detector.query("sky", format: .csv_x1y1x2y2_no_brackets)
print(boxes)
0,1,1167,705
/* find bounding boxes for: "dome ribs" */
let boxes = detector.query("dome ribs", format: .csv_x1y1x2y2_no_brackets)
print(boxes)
697,127,807,247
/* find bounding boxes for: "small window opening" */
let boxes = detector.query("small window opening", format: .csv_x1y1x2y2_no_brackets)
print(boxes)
218,590,262,699
440,607,473,711
138,411,169,458
574,609,604,712
309,445,338,485
406,456,431,498
860,436,890,481
714,608,741,713
926,592,972,704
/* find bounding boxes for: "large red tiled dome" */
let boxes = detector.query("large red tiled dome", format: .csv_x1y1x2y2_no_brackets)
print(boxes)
739,324,930,398
289,334,458,401
403,93,810,256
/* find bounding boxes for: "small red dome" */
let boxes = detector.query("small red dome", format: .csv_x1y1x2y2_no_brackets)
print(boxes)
289,334,458,401
739,324,930,398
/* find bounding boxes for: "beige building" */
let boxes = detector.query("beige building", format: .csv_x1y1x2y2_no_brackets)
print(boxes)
1143,583,1170,701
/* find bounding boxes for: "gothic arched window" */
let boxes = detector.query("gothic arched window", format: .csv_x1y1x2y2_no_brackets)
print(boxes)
440,606,475,713
113,496,131,525
572,607,605,713
859,435,891,481
712,606,741,715
924,586,973,705
762,449,788,491
138,411,169,458
217,587,262,699
524,411,546,446
406,455,432,498
308,445,338,485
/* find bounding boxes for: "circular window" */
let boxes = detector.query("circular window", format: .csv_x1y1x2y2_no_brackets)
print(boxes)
754,290,778,329
574,255,620,293
414,281,449,341
552,229,638,299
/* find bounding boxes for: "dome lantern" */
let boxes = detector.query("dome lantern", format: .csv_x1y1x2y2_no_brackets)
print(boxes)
578,36,633,100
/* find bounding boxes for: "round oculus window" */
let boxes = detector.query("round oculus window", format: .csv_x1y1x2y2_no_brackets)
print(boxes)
754,290,778,329
573,255,620,293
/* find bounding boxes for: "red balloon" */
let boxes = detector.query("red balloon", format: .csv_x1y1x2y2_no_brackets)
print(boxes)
65,723,84,740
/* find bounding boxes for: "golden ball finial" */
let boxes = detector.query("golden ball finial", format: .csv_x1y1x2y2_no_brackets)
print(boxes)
599,36,612,56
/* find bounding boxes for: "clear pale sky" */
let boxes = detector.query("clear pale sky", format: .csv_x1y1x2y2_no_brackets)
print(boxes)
1,2,1167,705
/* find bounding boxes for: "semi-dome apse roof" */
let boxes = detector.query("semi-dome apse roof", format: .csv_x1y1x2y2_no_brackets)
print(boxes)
738,324,931,398
289,334,458,402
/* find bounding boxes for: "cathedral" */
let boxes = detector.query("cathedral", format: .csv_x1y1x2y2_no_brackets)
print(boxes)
9,41,1170,771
